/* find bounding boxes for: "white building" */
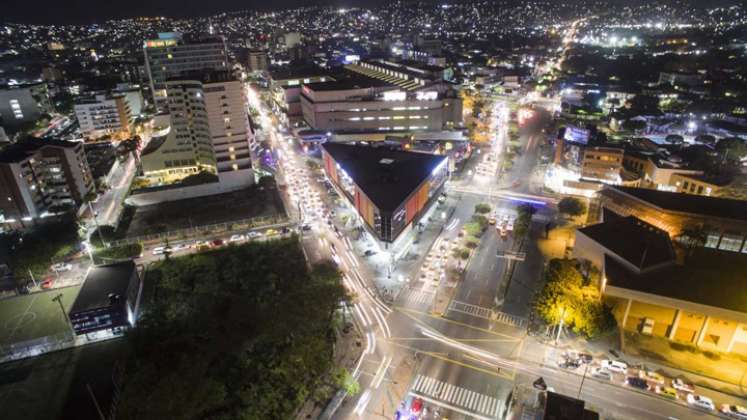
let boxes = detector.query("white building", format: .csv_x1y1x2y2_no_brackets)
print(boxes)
140,71,253,189
0,82,53,126
74,93,132,140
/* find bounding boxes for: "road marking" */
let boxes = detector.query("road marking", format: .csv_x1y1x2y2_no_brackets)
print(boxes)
395,306,520,340
411,374,500,419
398,289,435,306
448,300,493,320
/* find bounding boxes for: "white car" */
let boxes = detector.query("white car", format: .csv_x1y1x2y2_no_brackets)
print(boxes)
170,243,190,251
671,378,695,393
51,262,72,272
247,231,263,239
721,404,747,419
639,370,666,385
687,394,715,411
152,246,167,255
590,367,612,381
600,359,628,375
229,234,245,243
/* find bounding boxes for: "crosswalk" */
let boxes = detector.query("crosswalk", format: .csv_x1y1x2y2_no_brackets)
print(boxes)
411,374,501,419
448,300,528,328
397,289,435,306
448,300,493,320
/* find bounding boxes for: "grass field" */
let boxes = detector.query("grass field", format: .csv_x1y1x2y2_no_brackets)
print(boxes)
0,285,81,350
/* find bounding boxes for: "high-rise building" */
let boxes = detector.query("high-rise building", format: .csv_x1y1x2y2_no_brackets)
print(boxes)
74,93,133,140
143,32,229,111
248,50,269,73
141,71,253,188
0,82,53,127
0,138,93,225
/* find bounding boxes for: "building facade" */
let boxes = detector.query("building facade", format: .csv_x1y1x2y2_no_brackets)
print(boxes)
580,146,624,183
0,83,53,126
74,93,133,140
143,32,229,111
140,71,253,188
0,138,93,225
247,49,269,72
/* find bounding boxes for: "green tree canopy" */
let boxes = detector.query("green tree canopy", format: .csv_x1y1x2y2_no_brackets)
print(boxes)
557,197,587,217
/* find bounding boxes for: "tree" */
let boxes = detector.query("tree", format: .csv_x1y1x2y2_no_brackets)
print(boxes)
715,137,747,161
626,95,660,116
474,203,491,214
622,119,646,132
513,204,537,239
557,197,586,217
677,223,709,256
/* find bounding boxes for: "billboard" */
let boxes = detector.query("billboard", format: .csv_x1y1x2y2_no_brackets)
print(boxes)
563,125,590,145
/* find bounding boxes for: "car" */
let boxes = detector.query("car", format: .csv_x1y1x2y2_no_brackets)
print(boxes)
639,370,666,385
281,227,292,234
247,231,263,239
721,404,747,419
40,277,55,289
364,249,376,257
671,378,695,393
625,376,649,390
654,386,678,400
51,262,72,272
590,367,612,381
411,397,424,415
577,353,593,364
152,246,167,255
210,239,224,248
498,225,508,238
229,234,245,243
558,359,581,370
265,228,279,236
488,217,497,225
601,359,628,375
301,224,312,231
170,243,190,251
687,394,715,411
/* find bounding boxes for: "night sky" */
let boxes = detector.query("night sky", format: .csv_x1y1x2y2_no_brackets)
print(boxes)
3,0,354,24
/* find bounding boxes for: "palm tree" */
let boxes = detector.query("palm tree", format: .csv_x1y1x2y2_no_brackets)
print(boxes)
677,223,709,257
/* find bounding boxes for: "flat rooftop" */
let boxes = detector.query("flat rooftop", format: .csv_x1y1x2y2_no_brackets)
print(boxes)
602,186,747,222
605,248,747,314
303,71,392,92
578,216,675,271
70,261,136,314
0,137,80,163
322,142,446,212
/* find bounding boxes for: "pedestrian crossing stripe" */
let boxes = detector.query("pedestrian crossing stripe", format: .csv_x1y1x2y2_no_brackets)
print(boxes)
399,289,435,305
411,374,501,418
448,300,527,328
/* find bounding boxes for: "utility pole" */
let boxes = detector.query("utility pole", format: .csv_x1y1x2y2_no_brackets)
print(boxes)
52,293,75,335
28,269,37,288
87,201,107,248
555,306,567,346
577,363,589,399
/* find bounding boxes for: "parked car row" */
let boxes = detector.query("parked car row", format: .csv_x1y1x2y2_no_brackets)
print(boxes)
561,355,746,417
150,227,293,256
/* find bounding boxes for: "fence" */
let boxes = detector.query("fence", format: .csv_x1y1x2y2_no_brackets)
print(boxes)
109,214,293,247
0,331,76,364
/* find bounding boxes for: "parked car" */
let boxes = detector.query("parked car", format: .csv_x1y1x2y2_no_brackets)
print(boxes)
247,231,263,239
601,359,628,375
687,394,715,411
654,386,678,400
671,378,695,393
411,397,423,415
265,228,279,236
558,359,581,370
51,262,72,272
721,404,747,419
40,277,55,289
210,239,224,248
625,376,649,390
229,234,245,243
301,224,312,231
639,370,666,385
590,367,612,381
152,246,167,255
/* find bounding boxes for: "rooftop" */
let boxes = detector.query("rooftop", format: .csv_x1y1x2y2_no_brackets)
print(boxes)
578,216,675,272
0,137,80,164
70,261,137,314
604,248,747,314
303,71,392,92
603,186,747,222
321,142,446,212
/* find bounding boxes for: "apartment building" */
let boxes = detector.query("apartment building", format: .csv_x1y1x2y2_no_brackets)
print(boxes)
580,146,624,183
622,150,702,191
0,138,93,225
143,32,229,111
74,93,133,140
247,49,269,72
140,71,253,188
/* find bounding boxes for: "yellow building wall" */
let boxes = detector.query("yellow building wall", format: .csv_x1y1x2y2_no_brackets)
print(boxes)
702,318,738,352
626,301,677,338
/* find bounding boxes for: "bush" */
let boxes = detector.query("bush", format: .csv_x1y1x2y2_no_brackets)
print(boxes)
465,238,479,249
463,222,483,237
474,203,491,214
460,249,470,260
557,197,587,217
669,341,696,353
471,214,489,230
94,243,143,262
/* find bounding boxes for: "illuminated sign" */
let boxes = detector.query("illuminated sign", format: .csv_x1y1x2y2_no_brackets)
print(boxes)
343,54,360,64
416,91,438,101
144,39,178,48
383,91,406,101
563,125,590,145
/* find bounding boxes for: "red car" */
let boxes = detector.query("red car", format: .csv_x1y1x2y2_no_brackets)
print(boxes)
40,277,55,289
210,239,225,248
411,397,423,415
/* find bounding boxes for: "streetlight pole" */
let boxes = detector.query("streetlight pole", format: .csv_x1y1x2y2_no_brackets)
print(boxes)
52,293,75,335
577,363,589,399
555,306,566,346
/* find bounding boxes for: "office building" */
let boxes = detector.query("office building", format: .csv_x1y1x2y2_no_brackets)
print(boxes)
143,32,229,111
0,138,93,225
248,49,269,72
269,66,333,126
574,214,747,357
69,261,142,338
0,82,53,127
321,143,447,244
74,93,133,140
141,71,253,188
580,146,624,183
595,185,747,253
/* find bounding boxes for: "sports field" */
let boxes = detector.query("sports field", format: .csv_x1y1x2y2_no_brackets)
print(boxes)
0,285,81,351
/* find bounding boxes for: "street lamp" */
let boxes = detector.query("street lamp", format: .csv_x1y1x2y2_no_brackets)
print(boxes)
555,305,567,346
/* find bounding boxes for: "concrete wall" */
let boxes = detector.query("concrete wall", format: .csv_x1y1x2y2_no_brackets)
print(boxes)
126,173,252,206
